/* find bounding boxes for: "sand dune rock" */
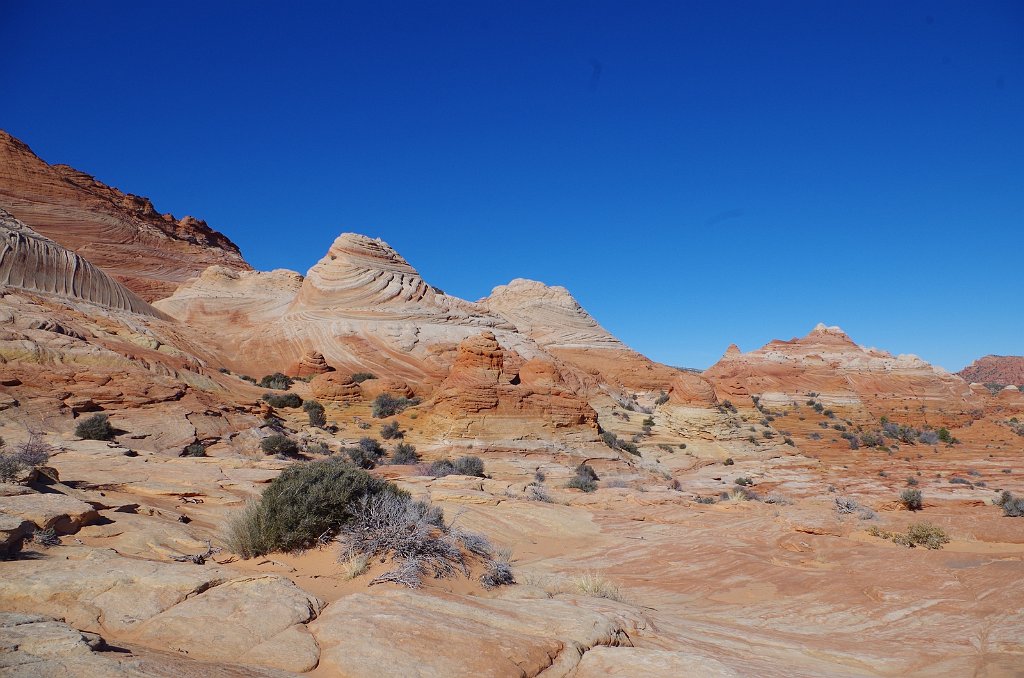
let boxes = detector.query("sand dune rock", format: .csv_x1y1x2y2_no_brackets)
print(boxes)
0,131,250,301
958,355,1024,386
0,209,163,316
358,376,415,400
704,323,979,422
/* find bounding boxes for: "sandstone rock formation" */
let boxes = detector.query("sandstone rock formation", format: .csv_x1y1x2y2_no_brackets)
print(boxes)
0,130,249,300
704,323,980,423
428,331,598,437
957,355,1024,386
0,209,163,317
289,350,333,377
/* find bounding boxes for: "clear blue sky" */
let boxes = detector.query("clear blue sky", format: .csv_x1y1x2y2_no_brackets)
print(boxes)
2,1,1021,371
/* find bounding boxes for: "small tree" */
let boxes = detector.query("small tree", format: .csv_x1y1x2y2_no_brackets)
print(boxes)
75,414,114,441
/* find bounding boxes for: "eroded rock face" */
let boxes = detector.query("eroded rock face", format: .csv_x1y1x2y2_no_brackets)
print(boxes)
0,131,250,301
0,209,163,317
958,355,1024,386
704,323,980,423
429,332,598,435
289,349,333,377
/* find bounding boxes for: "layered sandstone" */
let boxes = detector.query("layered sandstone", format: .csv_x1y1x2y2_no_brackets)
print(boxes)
704,323,980,423
957,355,1024,386
0,130,249,300
428,331,598,437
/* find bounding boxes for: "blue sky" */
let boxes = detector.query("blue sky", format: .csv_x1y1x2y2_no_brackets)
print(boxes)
2,1,1021,370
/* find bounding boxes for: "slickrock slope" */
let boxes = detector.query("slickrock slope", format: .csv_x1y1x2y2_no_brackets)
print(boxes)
0,209,162,317
958,355,1024,386
156,234,547,384
483,278,695,392
0,130,249,300
704,323,980,423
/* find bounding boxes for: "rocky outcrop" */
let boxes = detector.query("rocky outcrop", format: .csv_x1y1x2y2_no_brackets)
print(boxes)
429,331,597,436
0,209,163,317
309,372,362,402
958,355,1024,386
704,323,980,422
289,350,333,377
0,130,250,301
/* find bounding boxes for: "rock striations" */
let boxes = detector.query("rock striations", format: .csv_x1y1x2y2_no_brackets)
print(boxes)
0,208,162,317
0,130,249,301
957,355,1024,386
704,323,979,422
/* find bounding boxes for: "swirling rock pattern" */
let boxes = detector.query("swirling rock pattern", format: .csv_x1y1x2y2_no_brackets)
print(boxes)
0,209,162,317
0,130,249,301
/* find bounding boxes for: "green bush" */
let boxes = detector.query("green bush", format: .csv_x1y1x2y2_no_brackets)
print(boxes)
372,393,416,418
391,442,420,465
263,392,303,409
303,400,326,428
261,434,299,457
566,474,597,493
380,421,403,440
723,458,734,466
183,442,208,457
900,488,923,511
75,414,114,441
868,523,949,549
347,437,385,469
0,452,25,482
350,372,375,384
225,459,407,557
259,373,294,390
734,476,753,487
452,455,485,477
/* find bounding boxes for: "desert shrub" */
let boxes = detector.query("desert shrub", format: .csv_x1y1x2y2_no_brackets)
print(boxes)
868,523,950,549
259,373,293,390
937,427,952,443
949,477,973,486
347,437,385,468
654,391,669,405
0,452,25,483
452,455,485,477
14,433,52,468
900,488,923,511
261,434,299,457
784,437,795,446
226,459,406,557
566,474,597,493
303,400,327,428
834,496,876,519
75,414,114,441
906,476,918,486
263,392,303,409
303,441,333,456
761,492,790,505
723,458,734,465
601,431,621,450
996,491,1024,517
350,372,375,383
380,421,403,440
679,443,687,449
240,374,257,383
734,476,753,487
658,443,674,453
605,479,630,489
695,496,717,504
183,442,208,457
525,482,553,503
372,393,417,418
480,551,516,589
391,442,420,465
918,430,939,445
427,458,456,477
569,572,624,601
619,440,639,456
812,402,824,413
335,491,510,589
641,416,655,427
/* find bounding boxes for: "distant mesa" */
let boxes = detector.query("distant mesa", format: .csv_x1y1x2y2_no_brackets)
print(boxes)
957,355,1024,386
